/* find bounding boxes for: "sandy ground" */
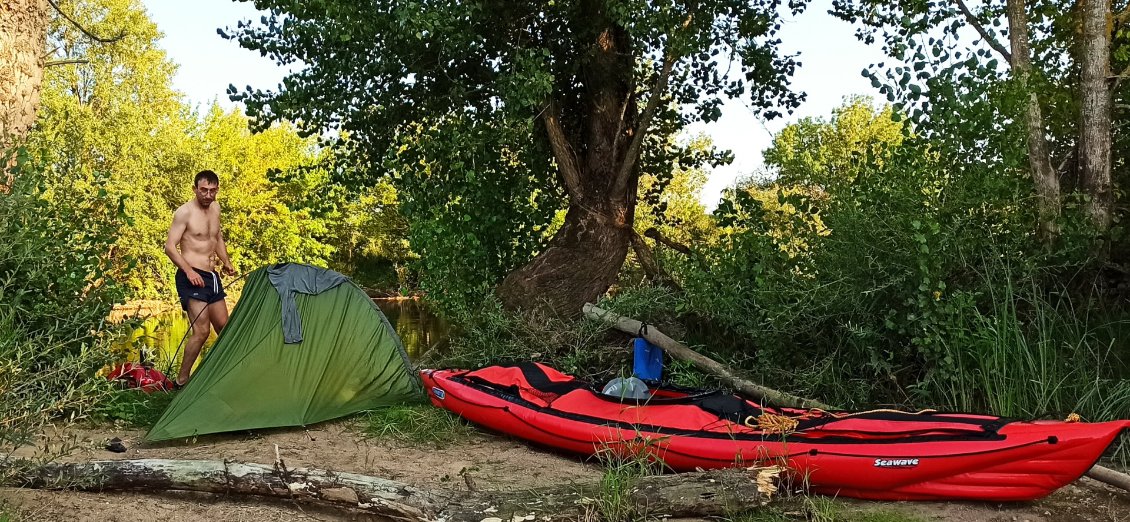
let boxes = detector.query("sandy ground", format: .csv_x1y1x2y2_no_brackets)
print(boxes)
2,420,1129,522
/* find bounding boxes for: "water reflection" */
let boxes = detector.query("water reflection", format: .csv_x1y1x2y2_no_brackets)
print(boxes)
373,298,450,359
110,311,217,374
112,297,448,366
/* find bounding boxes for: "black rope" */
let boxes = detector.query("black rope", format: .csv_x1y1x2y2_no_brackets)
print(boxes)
637,322,648,337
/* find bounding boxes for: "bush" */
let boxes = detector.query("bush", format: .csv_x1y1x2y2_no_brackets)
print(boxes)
0,152,127,466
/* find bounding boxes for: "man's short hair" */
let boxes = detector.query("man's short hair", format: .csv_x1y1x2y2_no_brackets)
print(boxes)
194,170,219,187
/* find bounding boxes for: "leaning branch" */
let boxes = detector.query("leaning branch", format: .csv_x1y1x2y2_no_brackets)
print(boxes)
542,100,585,201
630,229,681,290
44,58,88,67
610,50,678,198
644,227,694,256
954,0,1012,63
583,303,831,410
47,0,126,43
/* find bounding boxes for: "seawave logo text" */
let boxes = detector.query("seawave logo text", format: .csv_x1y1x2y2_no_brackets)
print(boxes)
874,458,919,468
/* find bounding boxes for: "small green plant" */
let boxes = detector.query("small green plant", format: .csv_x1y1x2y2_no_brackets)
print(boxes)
90,387,176,428
360,404,475,446
586,437,666,522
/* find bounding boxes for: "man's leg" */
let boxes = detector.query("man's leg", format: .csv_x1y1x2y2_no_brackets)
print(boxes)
177,299,212,386
208,299,230,335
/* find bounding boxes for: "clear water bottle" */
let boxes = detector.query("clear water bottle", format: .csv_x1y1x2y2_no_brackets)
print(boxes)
601,376,650,400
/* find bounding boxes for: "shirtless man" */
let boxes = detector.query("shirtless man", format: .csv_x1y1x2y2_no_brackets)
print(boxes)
164,170,236,388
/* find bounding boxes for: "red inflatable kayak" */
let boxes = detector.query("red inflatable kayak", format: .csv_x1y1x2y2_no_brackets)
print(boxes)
421,363,1130,501
107,362,174,393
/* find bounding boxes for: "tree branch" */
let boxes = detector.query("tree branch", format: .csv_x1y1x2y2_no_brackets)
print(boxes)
610,50,678,198
954,0,1012,63
1111,63,1130,93
47,0,126,43
542,100,584,201
1116,6,1130,25
630,229,681,290
644,227,693,256
44,58,89,67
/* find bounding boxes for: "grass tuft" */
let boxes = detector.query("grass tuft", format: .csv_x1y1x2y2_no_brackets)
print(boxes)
360,404,476,446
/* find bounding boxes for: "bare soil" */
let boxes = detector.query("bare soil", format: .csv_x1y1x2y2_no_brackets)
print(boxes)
2,419,1128,522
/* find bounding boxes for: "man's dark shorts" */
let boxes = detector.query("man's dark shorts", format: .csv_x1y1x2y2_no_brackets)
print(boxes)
175,268,227,311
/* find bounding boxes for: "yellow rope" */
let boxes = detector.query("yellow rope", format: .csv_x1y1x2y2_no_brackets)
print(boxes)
744,408,939,434
1065,412,1083,423
744,413,800,433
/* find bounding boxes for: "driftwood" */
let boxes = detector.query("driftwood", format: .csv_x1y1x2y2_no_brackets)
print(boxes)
583,303,831,410
583,303,1130,496
1087,465,1130,494
8,458,781,521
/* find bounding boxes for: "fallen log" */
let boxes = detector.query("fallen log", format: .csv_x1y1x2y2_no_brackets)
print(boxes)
1087,464,1130,495
7,458,781,521
583,303,831,410
583,303,1130,497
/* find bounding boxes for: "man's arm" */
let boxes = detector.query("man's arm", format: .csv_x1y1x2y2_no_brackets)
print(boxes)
165,208,204,286
215,204,235,276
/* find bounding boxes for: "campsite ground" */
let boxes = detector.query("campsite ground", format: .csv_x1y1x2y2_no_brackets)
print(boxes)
2,418,1129,522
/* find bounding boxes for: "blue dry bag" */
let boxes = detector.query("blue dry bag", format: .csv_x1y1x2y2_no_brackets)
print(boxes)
632,337,663,381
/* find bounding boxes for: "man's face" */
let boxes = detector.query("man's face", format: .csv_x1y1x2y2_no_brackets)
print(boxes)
194,180,219,207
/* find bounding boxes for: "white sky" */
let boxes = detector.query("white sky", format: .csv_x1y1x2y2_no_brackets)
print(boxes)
140,0,885,209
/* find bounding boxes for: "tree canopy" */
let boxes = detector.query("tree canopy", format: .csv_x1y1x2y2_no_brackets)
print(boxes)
224,0,810,315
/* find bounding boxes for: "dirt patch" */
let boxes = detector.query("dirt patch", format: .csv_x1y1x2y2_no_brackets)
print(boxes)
3,420,1129,522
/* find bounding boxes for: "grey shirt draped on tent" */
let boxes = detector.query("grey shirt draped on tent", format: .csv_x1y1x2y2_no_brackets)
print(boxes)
267,263,349,343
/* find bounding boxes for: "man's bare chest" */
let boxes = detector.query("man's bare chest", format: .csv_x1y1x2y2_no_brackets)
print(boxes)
184,212,219,241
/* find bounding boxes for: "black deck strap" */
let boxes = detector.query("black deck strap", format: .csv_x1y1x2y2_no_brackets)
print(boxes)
516,361,588,396
693,393,764,423
794,410,1015,434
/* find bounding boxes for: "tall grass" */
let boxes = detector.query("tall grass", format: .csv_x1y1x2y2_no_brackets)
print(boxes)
361,404,476,446
933,274,1130,426
585,442,666,522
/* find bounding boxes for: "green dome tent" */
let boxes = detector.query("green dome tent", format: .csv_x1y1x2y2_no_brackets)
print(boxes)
146,263,423,442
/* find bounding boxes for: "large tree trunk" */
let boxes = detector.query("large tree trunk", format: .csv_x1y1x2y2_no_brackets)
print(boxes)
1006,0,1061,242
499,12,640,316
1079,0,1113,238
0,0,50,154
499,203,634,315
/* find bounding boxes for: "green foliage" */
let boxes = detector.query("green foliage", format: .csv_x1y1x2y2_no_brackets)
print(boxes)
361,404,476,447
90,387,175,428
589,442,665,522
436,295,623,382
0,154,123,463
387,116,562,313
223,0,811,313
675,96,1130,428
29,0,412,300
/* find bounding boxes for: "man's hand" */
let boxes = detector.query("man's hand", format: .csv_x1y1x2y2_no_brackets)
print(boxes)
223,263,236,277
187,270,205,287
